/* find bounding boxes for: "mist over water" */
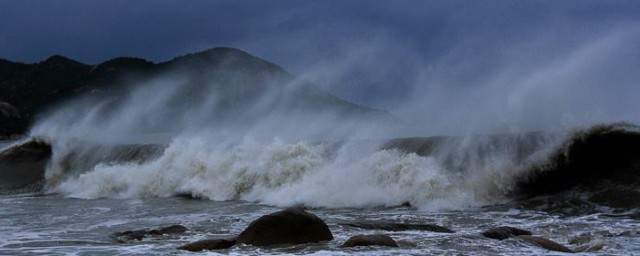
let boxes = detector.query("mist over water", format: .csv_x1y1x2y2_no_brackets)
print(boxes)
395,25,640,135
241,3,640,135
22,6,640,211
25,64,566,210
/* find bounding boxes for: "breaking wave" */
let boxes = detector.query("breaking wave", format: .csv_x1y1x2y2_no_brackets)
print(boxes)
3,123,638,211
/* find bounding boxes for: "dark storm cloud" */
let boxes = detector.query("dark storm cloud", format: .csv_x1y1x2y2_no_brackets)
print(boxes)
0,0,255,63
1,1,639,110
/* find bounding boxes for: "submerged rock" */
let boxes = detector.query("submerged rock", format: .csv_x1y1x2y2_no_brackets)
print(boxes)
515,235,574,253
574,242,605,252
340,220,455,233
113,230,148,243
177,238,236,252
482,226,532,240
569,233,607,252
236,207,333,246
112,224,187,243
341,234,398,248
568,234,591,245
148,224,187,235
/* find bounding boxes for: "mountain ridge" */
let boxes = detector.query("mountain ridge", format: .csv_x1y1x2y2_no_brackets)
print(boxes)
0,47,390,136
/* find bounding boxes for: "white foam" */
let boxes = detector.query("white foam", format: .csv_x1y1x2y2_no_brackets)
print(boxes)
49,133,554,210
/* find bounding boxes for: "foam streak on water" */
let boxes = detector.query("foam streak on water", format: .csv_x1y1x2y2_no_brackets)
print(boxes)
1,196,639,255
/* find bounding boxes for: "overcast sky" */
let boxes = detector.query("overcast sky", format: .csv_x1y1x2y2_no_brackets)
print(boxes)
1,1,639,129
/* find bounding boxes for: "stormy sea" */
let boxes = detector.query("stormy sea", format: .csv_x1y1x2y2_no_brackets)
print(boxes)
1,48,640,255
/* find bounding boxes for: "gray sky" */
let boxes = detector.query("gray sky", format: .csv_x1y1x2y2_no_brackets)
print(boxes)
1,0,640,126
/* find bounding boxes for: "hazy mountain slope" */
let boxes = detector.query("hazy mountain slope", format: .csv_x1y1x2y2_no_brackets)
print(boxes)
0,47,389,135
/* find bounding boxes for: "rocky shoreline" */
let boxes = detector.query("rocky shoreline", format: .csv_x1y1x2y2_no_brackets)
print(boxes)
107,207,603,254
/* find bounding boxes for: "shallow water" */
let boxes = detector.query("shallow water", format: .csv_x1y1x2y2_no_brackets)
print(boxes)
1,195,639,255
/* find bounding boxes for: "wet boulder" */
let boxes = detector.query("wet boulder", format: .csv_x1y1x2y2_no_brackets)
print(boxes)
516,235,574,253
341,234,398,248
177,238,236,252
236,207,333,246
340,220,454,233
482,226,532,240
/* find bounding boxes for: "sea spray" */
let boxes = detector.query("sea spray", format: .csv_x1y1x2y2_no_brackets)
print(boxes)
45,131,563,210
54,137,325,200
52,136,454,207
16,42,637,211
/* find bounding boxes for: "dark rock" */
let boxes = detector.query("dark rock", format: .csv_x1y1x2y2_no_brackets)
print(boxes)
149,224,187,235
569,233,606,252
236,207,333,246
0,101,23,136
113,230,148,243
482,226,532,240
0,140,52,189
177,238,236,252
588,187,640,208
340,220,454,233
0,102,20,119
516,235,574,253
112,224,187,243
514,123,640,197
574,242,605,252
617,230,639,236
0,101,21,137
341,234,398,248
568,234,591,245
